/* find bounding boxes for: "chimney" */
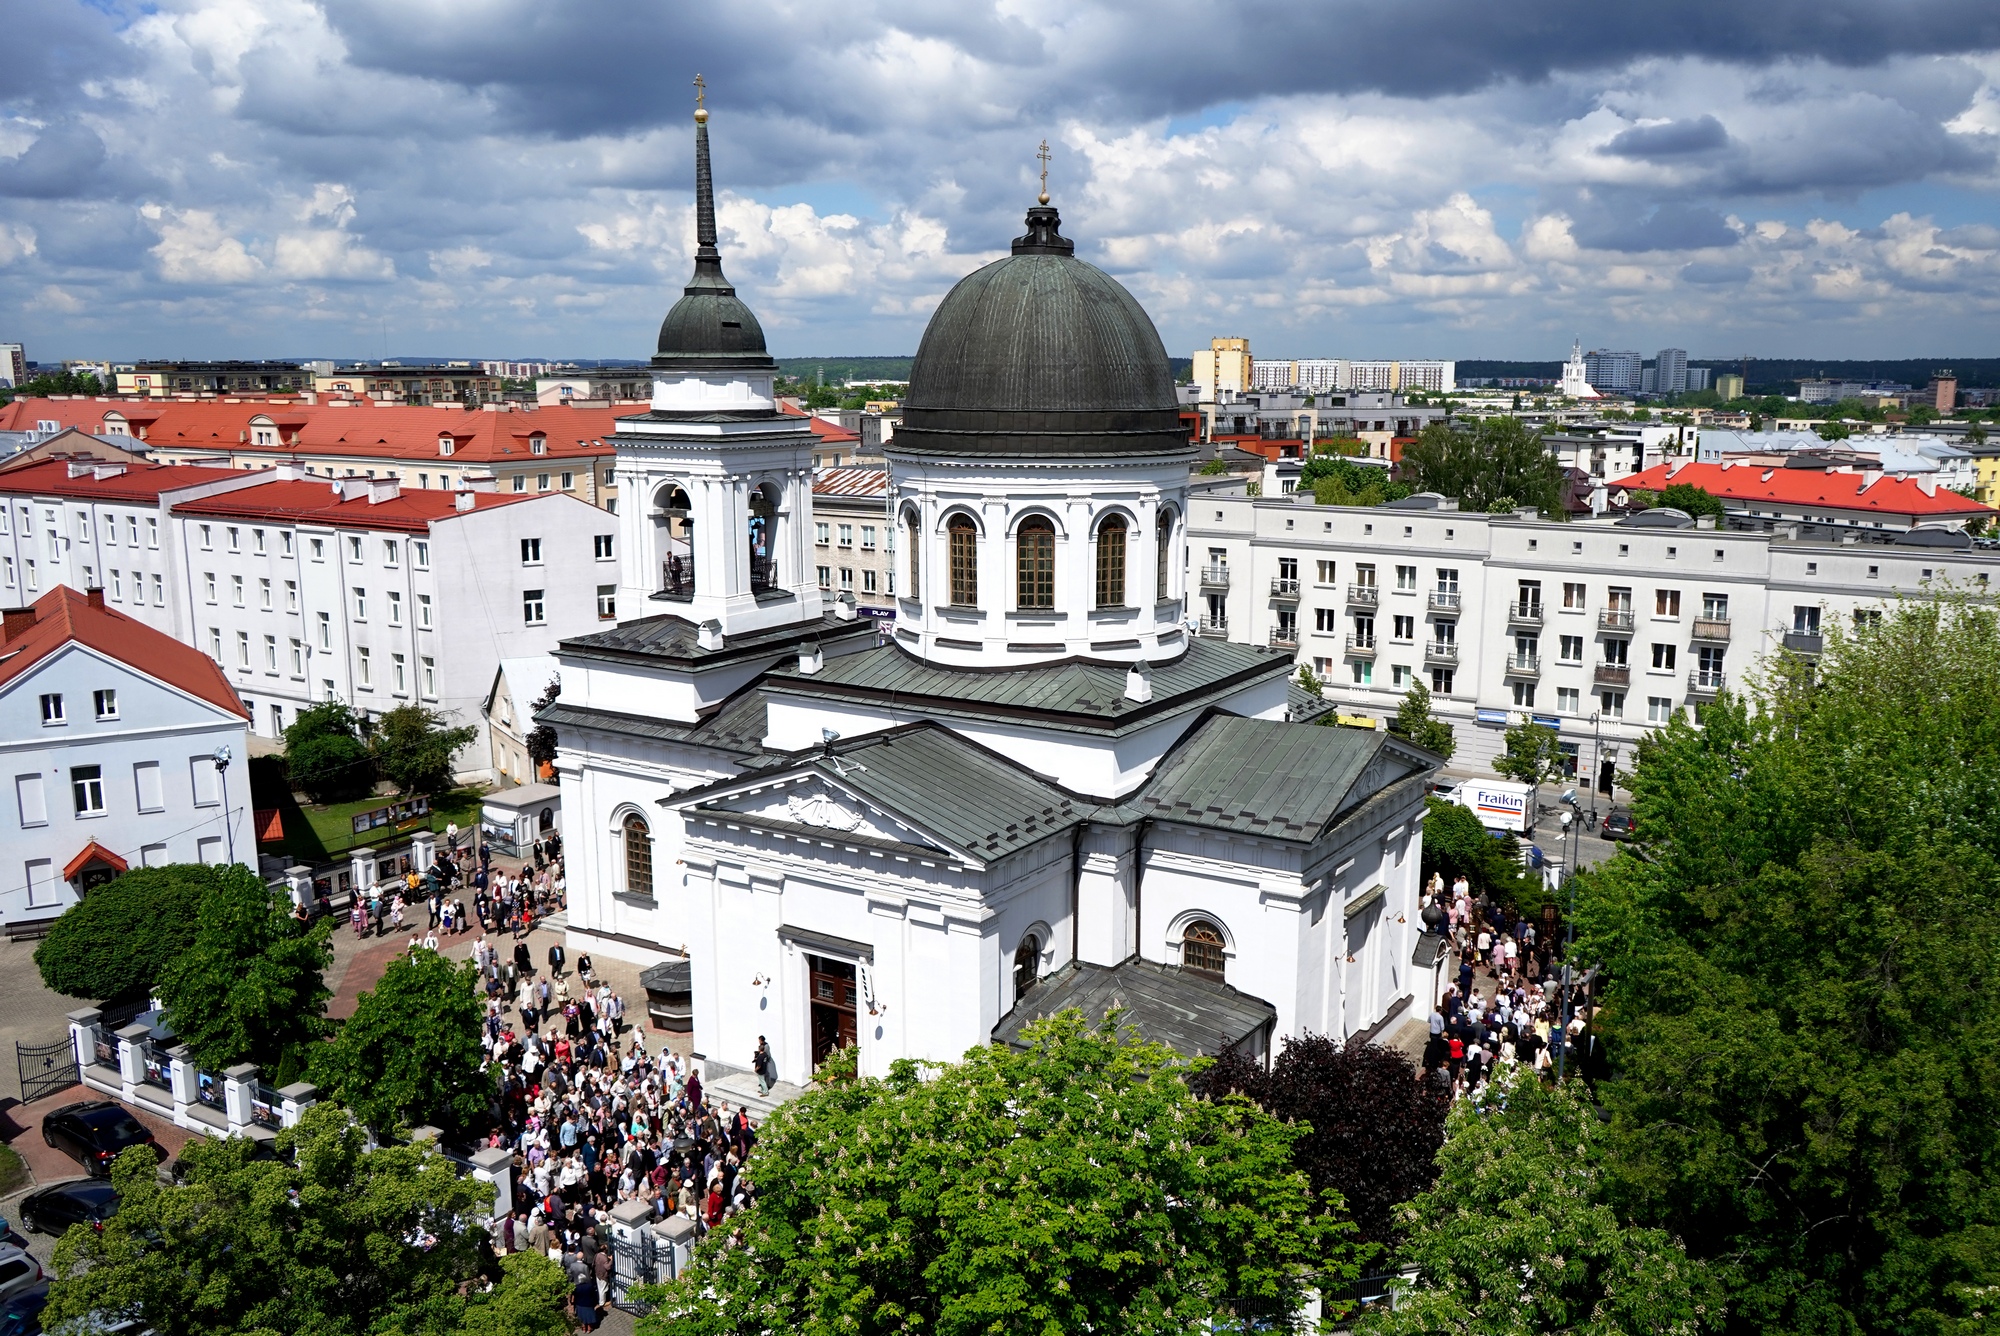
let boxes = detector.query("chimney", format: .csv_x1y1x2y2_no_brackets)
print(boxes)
1695,514,1716,530
798,640,823,675
0,607,36,640
833,591,857,622
368,478,401,504
67,460,92,478
91,464,127,481
697,619,724,651
1124,659,1154,703
454,490,476,512
86,586,104,610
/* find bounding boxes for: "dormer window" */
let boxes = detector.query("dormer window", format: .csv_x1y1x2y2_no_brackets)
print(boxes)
438,437,455,457
530,436,547,456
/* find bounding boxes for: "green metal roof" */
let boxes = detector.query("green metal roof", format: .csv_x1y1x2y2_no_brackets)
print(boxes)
992,956,1275,1057
556,610,876,671
537,682,771,758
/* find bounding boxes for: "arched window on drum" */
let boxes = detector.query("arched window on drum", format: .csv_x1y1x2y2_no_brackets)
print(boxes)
1180,919,1226,978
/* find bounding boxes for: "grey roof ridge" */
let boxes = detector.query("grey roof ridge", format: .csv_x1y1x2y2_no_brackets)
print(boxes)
534,676,771,759
680,804,967,868
1319,770,1434,844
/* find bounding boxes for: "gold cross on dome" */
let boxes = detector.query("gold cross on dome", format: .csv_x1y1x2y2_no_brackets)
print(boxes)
694,73,706,109
1036,138,1051,205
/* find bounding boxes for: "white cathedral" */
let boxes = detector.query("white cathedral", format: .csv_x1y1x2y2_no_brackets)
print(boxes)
547,97,1438,1091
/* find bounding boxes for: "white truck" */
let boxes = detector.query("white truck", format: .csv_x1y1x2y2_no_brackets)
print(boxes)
1447,779,1534,834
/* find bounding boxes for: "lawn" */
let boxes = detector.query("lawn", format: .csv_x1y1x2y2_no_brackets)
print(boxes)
260,787,487,865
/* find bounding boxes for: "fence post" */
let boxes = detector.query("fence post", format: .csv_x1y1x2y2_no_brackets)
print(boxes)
285,865,313,910
67,1007,101,1077
469,1146,514,1221
410,829,436,873
651,1215,696,1280
166,1045,197,1130
350,847,378,897
609,1198,655,1299
223,1063,258,1134
114,1023,148,1103
277,1081,317,1127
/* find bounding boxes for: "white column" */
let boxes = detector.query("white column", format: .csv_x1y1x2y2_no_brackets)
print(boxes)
167,1044,197,1128
410,829,436,873
223,1063,258,1134
350,846,378,894
277,1080,317,1127
470,1145,514,1220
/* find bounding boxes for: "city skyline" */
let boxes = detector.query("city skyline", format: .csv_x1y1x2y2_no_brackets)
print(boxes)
4,0,1999,361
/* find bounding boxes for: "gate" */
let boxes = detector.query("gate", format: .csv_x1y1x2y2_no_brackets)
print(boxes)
16,1036,79,1105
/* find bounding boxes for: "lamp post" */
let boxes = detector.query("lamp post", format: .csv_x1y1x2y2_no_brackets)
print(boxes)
1554,790,1582,1080
212,745,235,866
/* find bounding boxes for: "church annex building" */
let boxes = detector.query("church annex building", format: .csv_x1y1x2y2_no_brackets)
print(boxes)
545,94,1438,1091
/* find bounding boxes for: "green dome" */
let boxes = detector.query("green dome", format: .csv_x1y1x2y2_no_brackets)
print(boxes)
895,207,1187,458
650,117,776,375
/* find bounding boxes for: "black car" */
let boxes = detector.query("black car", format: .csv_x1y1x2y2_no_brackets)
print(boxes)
1602,809,1637,842
0,1282,48,1336
18,1181,119,1236
40,1102,158,1178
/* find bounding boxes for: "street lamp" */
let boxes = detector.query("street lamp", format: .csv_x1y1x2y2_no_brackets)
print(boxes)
212,745,235,866
1554,790,1582,1080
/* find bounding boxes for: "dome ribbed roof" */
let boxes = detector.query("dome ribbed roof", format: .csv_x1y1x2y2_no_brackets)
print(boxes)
895,207,1186,458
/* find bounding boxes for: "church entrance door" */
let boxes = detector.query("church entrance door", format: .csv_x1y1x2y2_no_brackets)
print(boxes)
807,954,858,1065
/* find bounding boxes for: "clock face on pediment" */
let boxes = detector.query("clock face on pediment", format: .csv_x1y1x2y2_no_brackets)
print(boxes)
713,778,943,852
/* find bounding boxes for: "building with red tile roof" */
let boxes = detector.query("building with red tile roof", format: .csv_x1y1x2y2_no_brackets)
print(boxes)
0,585,251,931
1611,459,1993,530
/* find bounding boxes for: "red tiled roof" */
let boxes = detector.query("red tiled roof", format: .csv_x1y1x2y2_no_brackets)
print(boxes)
171,478,540,532
0,586,247,718
1612,461,1991,518
813,467,888,497
0,458,244,502
63,841,128,881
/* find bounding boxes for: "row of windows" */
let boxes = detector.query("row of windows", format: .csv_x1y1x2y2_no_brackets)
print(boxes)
816,567,884,594
522,535,616,564
814,523,878,550
14,756,222,825
37,690,117,725
916,513,1173,611
5,508,161,548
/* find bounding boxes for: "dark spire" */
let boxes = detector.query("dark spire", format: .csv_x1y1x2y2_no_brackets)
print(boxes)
687,76,731,295
652,77,772,367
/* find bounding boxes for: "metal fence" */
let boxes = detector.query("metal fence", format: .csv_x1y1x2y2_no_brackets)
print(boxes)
16,1036,78,1104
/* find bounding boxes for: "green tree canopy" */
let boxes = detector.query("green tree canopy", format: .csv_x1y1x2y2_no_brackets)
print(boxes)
1654,482,1724,519
1302,454,1414,507
1399,418,1566,515
284,700,375,804
1575,593,2000,1334
371,703,478,796
33,863,216,1001
8,368,105,397
1493,721,1565,791
635,1013,1359,1336
157,871,332,1072
1361,1067,1717,1336
312,951,492,1136
1420,796,1539,904
524,675,561,771
1389,680,1457,761
45,1104,563,1336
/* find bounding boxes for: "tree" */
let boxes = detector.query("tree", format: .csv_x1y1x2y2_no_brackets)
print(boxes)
284,700,375,804
1302,454,1413,507
33,864,213,1001
1192,1035,1450,1250
1420,797,1538,903
525,675,561,773
156,870,332,1072
1296,663,1325,699
1361,1067,1717,1336
1656,482,1724,520
1574,593,2000,1334
1494,721,1565,815
1398,417,1566,516
312,951,492,1136
1389,680,1456,761
10,369,105,397
372,703,478,796
1815,419,1852,441
44,1104,560,1336
634,1012,1359,1336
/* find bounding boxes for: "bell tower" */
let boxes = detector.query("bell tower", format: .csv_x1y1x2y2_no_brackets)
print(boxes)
612,78,823,638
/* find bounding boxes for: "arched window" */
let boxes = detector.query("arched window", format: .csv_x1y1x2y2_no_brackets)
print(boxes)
747,485,778,593
1156,509,1175,601
1016,518,1054,609
622,814,653,897
1095,515,1127,609
948,514,978,607
1181,919,1226,977
1014,936,1040,1000
905,508,921,594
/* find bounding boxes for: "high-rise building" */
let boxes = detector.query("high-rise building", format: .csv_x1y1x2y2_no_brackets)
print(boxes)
1715,373,1744,401
1933,371,1958,414
1192,337,1253,397
1583,349,1644,395
1685,367,1712,392
1654,348,1688,396
0,344,23,387
1250,359,1296,391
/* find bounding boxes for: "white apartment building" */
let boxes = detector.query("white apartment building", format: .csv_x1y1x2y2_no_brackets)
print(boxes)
0,586,251,932
1187,492,1997,790
166,476,615,772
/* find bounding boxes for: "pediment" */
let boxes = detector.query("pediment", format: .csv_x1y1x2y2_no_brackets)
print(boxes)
708,777,947,853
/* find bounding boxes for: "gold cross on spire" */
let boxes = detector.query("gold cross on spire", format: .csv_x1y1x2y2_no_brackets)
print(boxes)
693,73,708,123
1036,138,1051,205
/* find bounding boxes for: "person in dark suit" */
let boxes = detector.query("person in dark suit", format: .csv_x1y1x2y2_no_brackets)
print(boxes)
548,941,567,978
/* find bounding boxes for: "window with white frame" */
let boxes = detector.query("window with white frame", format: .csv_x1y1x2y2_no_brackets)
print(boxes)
353,587,367,620
348,536,363,561
421,656,437,698
70,765,105,816
392,653,407,693
521,538,542,564
93,690,118,719
357,647,372,688
522,589,545,625
236,631,250,668
1648,696,1675,724
597,585,616,619
593,534,614,560
387,591,402,626
1557,686,1580,713
317,612,332,651
417,594,432,628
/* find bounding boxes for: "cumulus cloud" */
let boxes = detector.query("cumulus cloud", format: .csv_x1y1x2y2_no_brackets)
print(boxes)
1,0,1998,358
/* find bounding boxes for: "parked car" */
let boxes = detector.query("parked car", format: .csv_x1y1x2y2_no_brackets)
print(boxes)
17,1181,120,1236
0,1282,47,1336
0,1217,25,1251
40,1102,158,1178
0,1247,41,1308
1601,808,1637,841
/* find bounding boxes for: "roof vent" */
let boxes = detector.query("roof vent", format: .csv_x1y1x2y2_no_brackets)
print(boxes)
697,619,724,651
1124,659,1154,704
798,640,823,675
833,591,857,622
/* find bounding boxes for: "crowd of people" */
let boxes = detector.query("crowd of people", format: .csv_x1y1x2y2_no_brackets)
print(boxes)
1418,871,1598,1100
326,827,568,944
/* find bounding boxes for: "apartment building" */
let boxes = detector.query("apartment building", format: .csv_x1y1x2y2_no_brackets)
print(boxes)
167,478,614,768
0,397,623,511
312,365,504,405
810,466,894,613
1186,492,1999,786
0,586,252,932
114,361,310,397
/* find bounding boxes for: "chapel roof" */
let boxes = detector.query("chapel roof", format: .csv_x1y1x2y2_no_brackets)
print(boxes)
990,956,1276,1058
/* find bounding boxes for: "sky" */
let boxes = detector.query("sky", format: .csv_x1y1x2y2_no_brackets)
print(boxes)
4,0,2000,364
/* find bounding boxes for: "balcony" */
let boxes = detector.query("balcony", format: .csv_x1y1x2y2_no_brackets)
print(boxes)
1691,617,1732,643
1507,602,1544,629
1428,590,1461,613
1269,577,1301,601
1599,607,1635,632
1504,654,1541,678
1346,584,1379,607
1688,669,1726,697
1197,615,1229,638
1269,626,1299,648
1783,630,1824,656
1424,640,1459,665
1594,661,1631,687
1199,564,1231,589
1345,634,1377,657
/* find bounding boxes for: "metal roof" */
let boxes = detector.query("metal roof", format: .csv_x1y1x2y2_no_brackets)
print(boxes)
537,682,771,758
812,467,888,497
991,956,1276,1058
556,610,876,670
